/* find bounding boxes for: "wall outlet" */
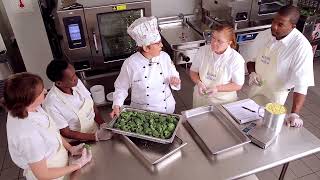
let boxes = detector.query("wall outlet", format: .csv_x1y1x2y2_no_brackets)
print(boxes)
10,0,34,13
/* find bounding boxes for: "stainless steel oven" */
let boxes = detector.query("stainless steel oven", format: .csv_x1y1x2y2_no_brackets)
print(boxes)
56,0,151,71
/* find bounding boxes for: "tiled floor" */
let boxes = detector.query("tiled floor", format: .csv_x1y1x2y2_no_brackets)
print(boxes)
1,61,320,180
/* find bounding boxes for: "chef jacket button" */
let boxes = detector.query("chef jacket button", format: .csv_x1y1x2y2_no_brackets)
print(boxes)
147,94,149,96
143,66,145,68
147,104,149,105
157,63,160,65
165,107,167,109
163,82,165,84
164,99,166,101
160,72,163,75
147,86,149,88
149,63,152,66
145,76,147,78
162,91,165,93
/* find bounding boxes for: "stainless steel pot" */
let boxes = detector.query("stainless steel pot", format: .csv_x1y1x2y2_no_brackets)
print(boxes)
258,103,286,135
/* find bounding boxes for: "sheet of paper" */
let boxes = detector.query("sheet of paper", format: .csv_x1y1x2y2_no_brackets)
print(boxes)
222,99,262,124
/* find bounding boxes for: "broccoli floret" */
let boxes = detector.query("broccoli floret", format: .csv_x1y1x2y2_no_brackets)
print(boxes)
135,118,143,126
159,116,166,122
152,130,160,138
162,123,168,130
167,116,177,124
114,123,120,129
167,123,175,131
84,144,91,150
144,127,152,135
143,123,150,130
164,130,171,139
121,125,130,131
150,124,156,131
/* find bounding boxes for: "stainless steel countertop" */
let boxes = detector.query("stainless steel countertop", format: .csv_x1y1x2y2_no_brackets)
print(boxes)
71,118,320,180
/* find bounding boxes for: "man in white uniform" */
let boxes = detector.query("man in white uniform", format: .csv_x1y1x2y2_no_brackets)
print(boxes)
110,16,181,117
43,60,112,141
247,5,314,127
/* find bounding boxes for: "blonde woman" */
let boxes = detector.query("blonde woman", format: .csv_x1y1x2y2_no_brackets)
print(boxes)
190,24,245,107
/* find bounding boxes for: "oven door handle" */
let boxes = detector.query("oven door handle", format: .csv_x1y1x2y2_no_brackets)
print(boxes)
93,31,99,53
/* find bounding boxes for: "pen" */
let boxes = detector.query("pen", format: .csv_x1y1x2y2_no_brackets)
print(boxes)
241,106,256,113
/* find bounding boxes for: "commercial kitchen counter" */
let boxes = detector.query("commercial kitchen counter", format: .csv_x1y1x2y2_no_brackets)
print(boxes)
71,116,320,180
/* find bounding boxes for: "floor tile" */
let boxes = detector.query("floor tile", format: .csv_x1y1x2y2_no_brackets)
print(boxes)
302,155,320,172
18,169,23,178
0,166,19,180
2,150,17,170
271,165,297,179
297,173,320,180
256,169,278,180
289,159,313,178
0,148,6,170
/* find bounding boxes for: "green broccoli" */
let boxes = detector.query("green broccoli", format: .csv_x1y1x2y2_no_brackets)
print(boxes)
167,123,175,131
115,110,178,139
164,130,171,139
84,144,91,150
152,130,160,138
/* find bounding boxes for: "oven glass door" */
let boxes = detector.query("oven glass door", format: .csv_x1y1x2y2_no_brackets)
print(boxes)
258,0,286,15
97,9,143,62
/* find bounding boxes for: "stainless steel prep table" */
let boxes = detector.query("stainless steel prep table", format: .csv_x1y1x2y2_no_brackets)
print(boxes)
71,116,320,180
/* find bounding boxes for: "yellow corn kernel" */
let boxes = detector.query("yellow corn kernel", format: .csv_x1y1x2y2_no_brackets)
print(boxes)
265,103,286,114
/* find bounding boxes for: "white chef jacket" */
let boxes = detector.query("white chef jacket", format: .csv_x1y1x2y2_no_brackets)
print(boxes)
247,28,314,94
43,80,94,131
113,51,180,113
191,45,245,86
7,106,60,169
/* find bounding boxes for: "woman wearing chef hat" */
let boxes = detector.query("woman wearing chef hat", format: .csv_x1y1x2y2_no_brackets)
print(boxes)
3,73,92,180
190,24,245,107
110,16,181,117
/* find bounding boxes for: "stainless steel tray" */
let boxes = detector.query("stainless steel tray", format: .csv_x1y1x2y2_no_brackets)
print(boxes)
182,105,251,155
121,135,187,171
105,106,182,144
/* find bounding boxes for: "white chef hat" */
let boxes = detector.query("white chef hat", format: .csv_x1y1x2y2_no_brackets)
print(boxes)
127,16,161,47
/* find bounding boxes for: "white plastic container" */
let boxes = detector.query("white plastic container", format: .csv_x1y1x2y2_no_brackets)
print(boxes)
90,85,105,104
106,92,113,102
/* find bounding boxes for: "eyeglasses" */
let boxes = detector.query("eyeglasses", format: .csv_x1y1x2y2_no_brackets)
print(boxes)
211,36,228,45
152,41,162,46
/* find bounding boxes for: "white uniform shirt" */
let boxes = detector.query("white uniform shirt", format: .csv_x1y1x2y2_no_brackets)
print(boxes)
191,45,245,86
113,51,180,113
7,107,60,169
43,80,93,130
248,28,314,94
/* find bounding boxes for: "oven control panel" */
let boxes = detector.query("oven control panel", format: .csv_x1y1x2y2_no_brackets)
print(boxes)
237,32,259,43
63,16,86,49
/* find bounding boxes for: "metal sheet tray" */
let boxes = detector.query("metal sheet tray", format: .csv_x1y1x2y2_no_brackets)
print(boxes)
121,135,187,171
105,106,182,144
182,105,251,155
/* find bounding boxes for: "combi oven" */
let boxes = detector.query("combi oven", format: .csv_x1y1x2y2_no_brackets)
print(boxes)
55,0,151,71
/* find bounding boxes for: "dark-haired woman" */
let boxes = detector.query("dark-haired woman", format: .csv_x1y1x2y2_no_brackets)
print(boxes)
3,73,91,180
189,24,245,107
